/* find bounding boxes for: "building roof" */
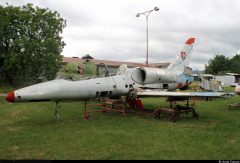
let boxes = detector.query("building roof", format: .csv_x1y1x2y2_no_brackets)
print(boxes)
62,57,170,68
226,73,240,76
62,57,81,63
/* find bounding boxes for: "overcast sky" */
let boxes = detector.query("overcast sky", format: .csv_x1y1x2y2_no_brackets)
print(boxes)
1,0,240,70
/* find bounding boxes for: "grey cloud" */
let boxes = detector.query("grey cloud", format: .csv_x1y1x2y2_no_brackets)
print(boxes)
1,0,240,71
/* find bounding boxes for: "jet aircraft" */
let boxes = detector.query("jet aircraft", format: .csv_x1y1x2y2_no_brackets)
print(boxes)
5,37,234,118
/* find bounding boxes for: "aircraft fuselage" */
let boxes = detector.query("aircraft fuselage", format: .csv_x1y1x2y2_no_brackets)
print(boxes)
7,75,131,102
6,67,193,103
130,67,193,90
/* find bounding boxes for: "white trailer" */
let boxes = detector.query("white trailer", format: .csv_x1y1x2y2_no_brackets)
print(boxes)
215,76,235,86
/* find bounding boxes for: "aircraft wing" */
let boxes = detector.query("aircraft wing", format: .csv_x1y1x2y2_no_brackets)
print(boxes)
136,90,234,98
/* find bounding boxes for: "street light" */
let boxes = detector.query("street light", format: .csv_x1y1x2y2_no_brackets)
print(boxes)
136,7,159,67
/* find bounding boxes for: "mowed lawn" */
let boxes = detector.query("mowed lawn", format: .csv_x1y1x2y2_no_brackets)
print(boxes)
0,91,240,160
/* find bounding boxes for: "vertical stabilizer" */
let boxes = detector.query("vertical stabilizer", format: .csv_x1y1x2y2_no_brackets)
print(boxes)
167,38,195,72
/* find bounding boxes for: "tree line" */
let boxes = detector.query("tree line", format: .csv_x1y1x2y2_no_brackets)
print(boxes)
204,54,240,75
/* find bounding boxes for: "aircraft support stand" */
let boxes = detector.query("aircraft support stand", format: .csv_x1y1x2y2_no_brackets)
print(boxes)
153,105,199,122
83,98,127,119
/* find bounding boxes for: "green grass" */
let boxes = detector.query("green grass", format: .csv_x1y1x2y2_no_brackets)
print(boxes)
0,90,240,160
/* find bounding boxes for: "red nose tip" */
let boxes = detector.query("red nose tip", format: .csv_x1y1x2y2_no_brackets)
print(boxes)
6,91,15,102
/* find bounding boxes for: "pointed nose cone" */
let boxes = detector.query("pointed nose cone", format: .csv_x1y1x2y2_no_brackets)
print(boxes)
5,91,15,102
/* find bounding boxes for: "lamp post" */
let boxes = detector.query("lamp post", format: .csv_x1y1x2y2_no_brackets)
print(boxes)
136,7,159,67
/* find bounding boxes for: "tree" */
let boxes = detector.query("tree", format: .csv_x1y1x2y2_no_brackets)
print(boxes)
229,54,240,74
0,3,66,82
58,62,97,80
204,55,230,75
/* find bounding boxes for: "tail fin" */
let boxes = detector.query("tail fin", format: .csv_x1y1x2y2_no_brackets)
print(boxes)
167,38,195,71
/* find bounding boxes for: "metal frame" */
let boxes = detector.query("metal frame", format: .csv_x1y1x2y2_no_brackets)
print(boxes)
83,98,127,119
